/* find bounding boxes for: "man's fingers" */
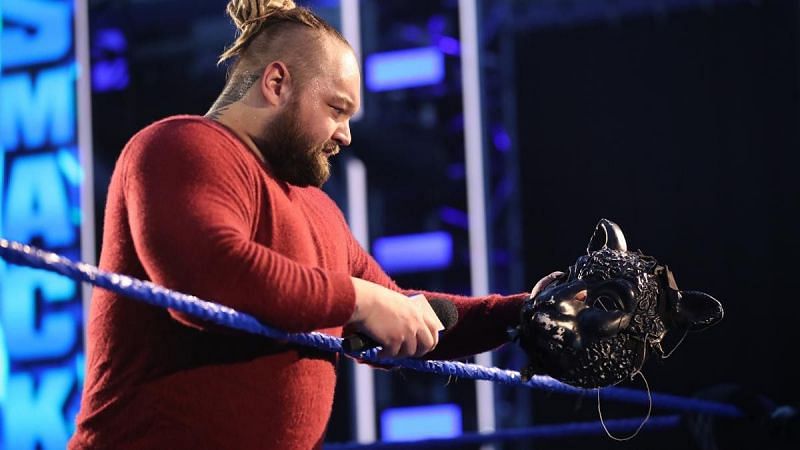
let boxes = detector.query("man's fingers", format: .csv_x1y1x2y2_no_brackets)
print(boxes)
413,327,436,358
397,336,419,358
426,309,445,333
549,279,589,299
530,271,565,297
378,339,402,359
411,295,443,333
371,293,444,359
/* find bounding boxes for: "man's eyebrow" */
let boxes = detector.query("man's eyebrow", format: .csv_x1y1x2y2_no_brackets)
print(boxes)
332,94,356,112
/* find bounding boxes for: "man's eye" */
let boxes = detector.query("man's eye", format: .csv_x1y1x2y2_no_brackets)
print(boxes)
331,106,345,115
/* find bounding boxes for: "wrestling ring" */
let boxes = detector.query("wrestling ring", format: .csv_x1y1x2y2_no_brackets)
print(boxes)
0,238,748,448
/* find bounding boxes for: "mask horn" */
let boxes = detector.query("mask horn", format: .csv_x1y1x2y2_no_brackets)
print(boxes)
587,218,628,253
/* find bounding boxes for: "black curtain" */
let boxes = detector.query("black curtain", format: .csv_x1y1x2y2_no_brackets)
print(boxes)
516,1,799,448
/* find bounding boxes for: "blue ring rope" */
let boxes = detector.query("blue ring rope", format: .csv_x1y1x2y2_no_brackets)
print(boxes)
324,415,682,449
0,239,743,419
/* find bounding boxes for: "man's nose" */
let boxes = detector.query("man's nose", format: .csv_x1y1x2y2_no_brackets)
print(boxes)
333,122,351,147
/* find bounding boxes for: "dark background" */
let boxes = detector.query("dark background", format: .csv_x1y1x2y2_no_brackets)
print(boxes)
87,0,799,448
514,2,800,448
518,0,798,406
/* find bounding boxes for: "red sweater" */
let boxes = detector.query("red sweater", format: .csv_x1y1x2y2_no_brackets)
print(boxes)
69,116,527,450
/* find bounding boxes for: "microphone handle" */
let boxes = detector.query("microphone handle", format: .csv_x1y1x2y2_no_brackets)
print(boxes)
342,297,457,353
342,331,446,353
342,334,379,353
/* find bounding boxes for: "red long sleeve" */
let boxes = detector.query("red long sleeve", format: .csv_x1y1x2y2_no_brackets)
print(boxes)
72,116,359,449
343,221,528,360
122,117,355,332
71,115,528,450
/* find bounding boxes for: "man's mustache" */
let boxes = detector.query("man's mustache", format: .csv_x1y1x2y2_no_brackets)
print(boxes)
320,142,340,155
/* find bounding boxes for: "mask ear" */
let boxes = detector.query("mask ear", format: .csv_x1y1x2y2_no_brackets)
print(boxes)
671,290,724,331
587,218,628,253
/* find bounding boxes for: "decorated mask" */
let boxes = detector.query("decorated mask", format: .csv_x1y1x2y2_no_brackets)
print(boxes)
516,219,723,388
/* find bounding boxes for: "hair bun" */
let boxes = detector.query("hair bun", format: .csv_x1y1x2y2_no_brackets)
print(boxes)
227,0,297,31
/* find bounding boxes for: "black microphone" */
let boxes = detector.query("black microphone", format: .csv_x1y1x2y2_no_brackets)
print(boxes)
342,298,459,353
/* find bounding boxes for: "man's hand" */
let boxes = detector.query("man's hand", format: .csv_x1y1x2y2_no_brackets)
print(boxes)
530,271,567,298
348,278,444,358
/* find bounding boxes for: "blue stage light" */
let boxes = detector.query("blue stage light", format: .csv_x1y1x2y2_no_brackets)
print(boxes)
381,403,462,442
1,1,86,447
492,126,511,152
92,59,129,92
94,28,126,53
437,36,460,56
92,28,129,92
0,0,5,411
57,147,84,186
0,327,7,404
373,231,453,274
439,207,469,229
365,47,445,92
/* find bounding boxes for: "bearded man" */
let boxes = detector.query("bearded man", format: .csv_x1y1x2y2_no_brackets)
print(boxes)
69,1,566,448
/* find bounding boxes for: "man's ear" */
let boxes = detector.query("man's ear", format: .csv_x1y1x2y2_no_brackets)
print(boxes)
260,61,293,106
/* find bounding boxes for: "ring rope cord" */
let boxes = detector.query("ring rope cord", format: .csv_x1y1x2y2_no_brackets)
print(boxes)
0,238,743,419
324,414,682,449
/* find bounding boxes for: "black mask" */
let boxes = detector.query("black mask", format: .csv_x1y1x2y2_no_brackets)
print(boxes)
516,219,723,388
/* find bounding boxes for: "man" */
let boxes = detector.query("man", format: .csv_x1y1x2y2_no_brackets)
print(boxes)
69,1,564,448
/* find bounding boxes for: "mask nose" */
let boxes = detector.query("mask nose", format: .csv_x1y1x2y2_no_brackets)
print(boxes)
578,308,632,340
577,279,636,340
587,279,636,311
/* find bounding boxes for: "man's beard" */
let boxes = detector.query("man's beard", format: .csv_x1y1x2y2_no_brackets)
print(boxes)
257,102,338,188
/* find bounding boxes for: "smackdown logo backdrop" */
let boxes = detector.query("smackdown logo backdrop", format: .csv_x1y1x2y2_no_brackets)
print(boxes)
1,0,92,448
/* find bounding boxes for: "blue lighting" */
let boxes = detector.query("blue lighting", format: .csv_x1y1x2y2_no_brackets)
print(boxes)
4,153,76,247
1,0,85,447
92,28,129,92
373,231,453,274
1,65,77,151
0,0,4,71
305,0,340,9
437,36,461,56
399,25,424,42
492,126,511,152
439,207,469,230
428,15,446,35
2,265,77,360
365,47,445,92
381,404,462,442
446,163,465,180
0,327,7,403
92,59,129,92
94,28,126,53
75,353,85,385
57,147,84,186
4,368,74,448
1,0,5,409
1,0,71,70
